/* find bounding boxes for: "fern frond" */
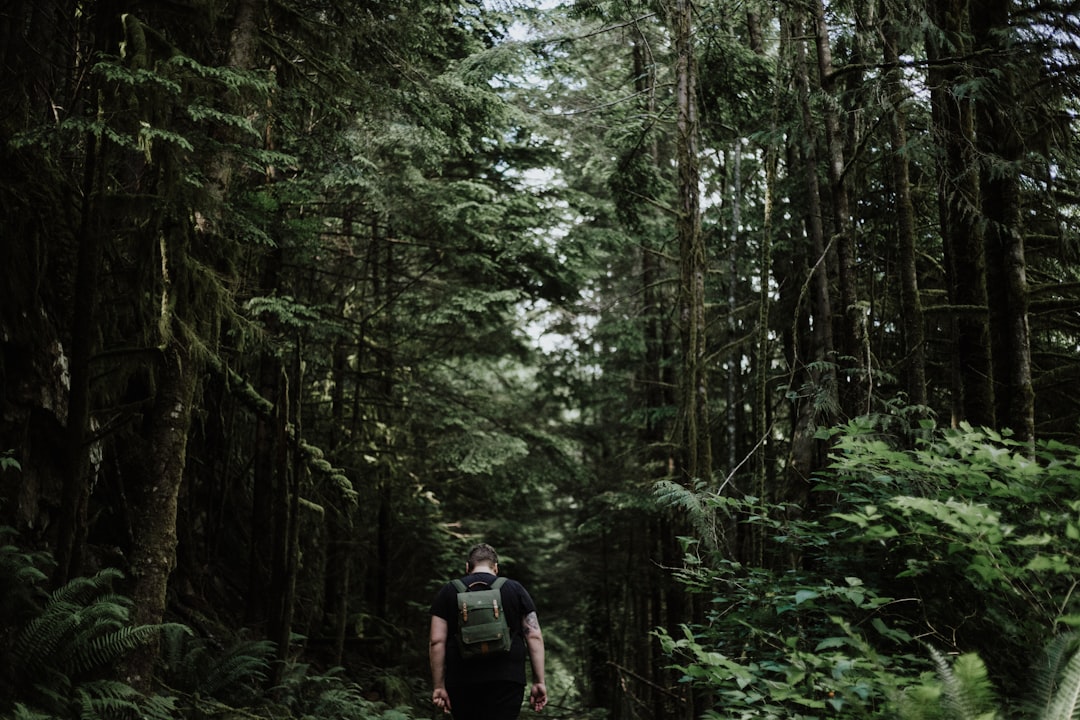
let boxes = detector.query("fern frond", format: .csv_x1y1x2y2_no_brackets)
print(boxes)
75,679,141,719
929,647,999,720
0,527,50,587
46,567,127,609
1045,644,1080,720
140,692,182,720
895,678,946,720
158,622,195,674
196,639,275,697
13,599,83,674
10,702,53,720
654,479,724,550
1029,633,1080,718
73,624,180,674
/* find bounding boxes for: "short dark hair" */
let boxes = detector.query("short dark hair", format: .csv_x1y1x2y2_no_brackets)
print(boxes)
467,543,499,570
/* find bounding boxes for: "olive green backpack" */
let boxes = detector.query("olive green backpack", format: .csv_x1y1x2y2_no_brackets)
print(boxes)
451,577,512,659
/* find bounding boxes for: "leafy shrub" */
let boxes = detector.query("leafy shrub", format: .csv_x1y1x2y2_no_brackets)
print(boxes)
822,421,1080,694
656,420,1080,718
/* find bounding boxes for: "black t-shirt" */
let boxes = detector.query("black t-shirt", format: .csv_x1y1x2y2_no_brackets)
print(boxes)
431,572,537,688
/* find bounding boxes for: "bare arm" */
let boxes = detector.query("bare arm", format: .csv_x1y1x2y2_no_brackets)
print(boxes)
429,616,451,714
523,611,547,712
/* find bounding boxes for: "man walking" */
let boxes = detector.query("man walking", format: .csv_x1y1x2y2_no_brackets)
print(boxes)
430,543,547,718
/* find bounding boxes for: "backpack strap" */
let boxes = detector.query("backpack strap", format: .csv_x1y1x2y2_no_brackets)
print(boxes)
452,579,467,593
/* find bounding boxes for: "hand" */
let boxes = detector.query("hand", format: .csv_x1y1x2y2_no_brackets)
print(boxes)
530,682,548,712
432,687,451,714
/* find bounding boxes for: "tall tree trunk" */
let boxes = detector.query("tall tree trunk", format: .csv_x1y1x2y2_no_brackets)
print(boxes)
672,0,712,486
325,289,353,664
882,6,928,408
973,0,1034,442
247,244,283,627
54,0,121,587
926,0,996,427
124,335,199,689
634,25,674,485
811,0,865,415
750,2,780,568
671,3,707,712
786,12,834,513
271,343,304,682
55,132,102,586
126,0,265,684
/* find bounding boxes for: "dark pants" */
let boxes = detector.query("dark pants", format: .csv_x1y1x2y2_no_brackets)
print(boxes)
448,681,525,720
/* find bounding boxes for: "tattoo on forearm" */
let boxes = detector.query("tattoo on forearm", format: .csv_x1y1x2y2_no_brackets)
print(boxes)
524,611,541,632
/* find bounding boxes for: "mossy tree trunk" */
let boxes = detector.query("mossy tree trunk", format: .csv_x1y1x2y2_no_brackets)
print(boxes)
124,338,199,688
672,0,711,490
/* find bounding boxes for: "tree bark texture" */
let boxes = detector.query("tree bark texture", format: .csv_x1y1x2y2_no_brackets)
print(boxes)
926,0,996,428
124,340,199,689
792,13,836,397
785,12,834,515
672,0,712,486
883,9,928,408
811,0,865,415
973,0,1034,442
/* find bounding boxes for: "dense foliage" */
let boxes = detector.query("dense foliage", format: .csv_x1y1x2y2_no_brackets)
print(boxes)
658,420,1080,717
3,0,1080,719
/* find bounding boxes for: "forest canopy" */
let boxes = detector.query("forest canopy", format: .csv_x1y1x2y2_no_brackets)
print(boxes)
3,0,1080,718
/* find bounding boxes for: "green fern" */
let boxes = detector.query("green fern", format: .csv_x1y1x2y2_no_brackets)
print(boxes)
74,679,142,719
654,479,728,552
1041,635,1080,720
930,648,1000,720
8,567,188,718
12,569,131,676
158,629,274,703
197,639,274,698
8,703,53,720
900,639,1080,720
0,526,50,622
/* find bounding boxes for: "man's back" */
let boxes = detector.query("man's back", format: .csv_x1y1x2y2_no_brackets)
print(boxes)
429,544,547,720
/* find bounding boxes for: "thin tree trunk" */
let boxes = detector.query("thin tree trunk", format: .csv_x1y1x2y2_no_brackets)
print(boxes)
882,7,928,408
811,0,865,415
786,12,834,514
634,27,673,482
271,342,304,682
973,0,1033,442
54,0,120,587
55,132,101,586
726,142,742,479
326,288,352,664
748,4,776,568
673,0,711,486
792,13,835,390
926,0,995,427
